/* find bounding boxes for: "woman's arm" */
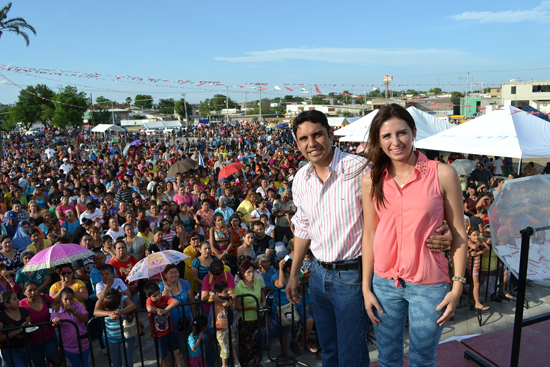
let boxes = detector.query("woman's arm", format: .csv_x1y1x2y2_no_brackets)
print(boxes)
360,174,383,326
437,164,468,327
187,288,197,319
36,275,51,294
225,230,235,254
191,267,202,287
120,297,137,315
49,283,61,301
74,283,89,302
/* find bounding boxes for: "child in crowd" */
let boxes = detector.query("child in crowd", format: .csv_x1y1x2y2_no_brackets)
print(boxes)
300,249,317,279
101,235,115,262
51,288,90,367
145,282,182,367
188,315,211,367
466,227,490,311
212,281,240,367
93,288,138,367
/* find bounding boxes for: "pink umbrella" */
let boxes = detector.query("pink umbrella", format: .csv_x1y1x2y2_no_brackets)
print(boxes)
23,243,95,271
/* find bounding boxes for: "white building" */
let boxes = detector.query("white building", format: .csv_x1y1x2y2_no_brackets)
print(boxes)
501,80,550,112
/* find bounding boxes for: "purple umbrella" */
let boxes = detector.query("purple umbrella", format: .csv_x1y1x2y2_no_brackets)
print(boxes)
22,243,95,272
131,139,142,146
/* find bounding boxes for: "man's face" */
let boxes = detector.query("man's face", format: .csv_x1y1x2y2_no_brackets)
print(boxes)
95,253,107,268
81,235,93,249
296,121,334,165
12,204,21,213
253,224,265,238
476,164,483,171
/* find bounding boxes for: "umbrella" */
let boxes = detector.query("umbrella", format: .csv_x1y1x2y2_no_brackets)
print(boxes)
167,159,199,177
126,250,189,283
450,159,475,176
131,139,141,146
123,143,131,156
218,162,244,181
277,123,289,128
23,243,95,272
266,123,276,129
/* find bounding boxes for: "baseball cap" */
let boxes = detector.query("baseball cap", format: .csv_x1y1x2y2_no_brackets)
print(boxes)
6,211,17,220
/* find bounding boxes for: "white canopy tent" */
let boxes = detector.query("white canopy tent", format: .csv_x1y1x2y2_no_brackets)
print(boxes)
338,107,453,143
142,121,182,130
415,105,550,158
334,110,379,137
91,124,126,133
327,117,350,127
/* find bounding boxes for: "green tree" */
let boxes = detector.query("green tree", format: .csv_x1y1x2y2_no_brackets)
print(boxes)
429,88,442,94
11,84,55,129
0,106,16,131
95,96,112,106
157,98,175,115
131,114,145,120
175,98,193,122
0,2,36,46
406,89,419,96
52,85,88,128
125,97,132,106
451,91,464,98
89,108,111,125
198,99,212,116
134,94,153,109
311,95,329,105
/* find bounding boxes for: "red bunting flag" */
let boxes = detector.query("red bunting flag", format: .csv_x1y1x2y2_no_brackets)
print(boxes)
285,86,293,91
315,84,321,94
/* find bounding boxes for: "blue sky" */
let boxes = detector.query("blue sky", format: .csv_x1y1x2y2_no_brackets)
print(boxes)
1,0,550,104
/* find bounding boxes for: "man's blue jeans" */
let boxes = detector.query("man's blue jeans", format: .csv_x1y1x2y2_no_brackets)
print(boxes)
372,274,450,367
309,262,370,367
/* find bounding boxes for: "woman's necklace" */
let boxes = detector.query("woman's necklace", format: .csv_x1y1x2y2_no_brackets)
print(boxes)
391,165,415,188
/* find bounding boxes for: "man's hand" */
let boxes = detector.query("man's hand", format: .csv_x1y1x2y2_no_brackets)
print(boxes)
426,222,453,253
285,274,302,305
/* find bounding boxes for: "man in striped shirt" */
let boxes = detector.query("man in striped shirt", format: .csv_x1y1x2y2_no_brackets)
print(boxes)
286,110,452,366
115,180,137,204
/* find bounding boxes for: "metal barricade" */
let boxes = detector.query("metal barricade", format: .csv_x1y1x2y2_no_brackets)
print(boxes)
263,283,316,367
0,318,87,367
86,293,261,367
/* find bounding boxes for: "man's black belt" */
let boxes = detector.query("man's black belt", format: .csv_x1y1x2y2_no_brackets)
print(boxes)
318,259,359,271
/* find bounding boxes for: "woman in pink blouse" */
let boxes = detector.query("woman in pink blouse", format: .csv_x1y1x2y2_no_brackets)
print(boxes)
361,104,467,367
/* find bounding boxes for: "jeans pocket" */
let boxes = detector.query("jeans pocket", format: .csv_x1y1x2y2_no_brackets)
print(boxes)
336,269,362,286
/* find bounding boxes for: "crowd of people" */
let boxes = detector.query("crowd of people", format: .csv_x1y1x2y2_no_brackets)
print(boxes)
0,111,545,367
0,121,322,367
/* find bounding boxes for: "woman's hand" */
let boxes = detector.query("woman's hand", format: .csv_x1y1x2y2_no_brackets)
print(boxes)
363,290,383,326
162,288,170,297
52,317,61,326
436,289,461,327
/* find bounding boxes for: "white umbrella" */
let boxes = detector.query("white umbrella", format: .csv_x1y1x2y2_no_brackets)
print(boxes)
450,159,475,176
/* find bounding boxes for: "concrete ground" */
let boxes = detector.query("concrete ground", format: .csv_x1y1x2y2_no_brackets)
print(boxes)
84,281,549,367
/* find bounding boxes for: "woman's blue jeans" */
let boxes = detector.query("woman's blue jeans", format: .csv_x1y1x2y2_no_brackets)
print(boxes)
30,335,59,367
1,348,29,367
309,262,370,367
108,337,135,367
372,274,450,367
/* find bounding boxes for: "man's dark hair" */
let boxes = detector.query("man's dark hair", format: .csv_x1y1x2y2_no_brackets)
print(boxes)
252,221,265,229
86,202,96,210
293,110,330,136
99,264,115,273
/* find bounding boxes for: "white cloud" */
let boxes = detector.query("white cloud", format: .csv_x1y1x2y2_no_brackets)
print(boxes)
452,1,550,23
215,47,480,65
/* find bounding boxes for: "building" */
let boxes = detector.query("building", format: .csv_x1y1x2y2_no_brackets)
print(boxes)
501,80,550,113
285,104,370,117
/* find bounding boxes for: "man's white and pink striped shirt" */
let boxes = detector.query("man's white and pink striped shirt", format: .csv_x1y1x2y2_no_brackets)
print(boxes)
291,147,369,262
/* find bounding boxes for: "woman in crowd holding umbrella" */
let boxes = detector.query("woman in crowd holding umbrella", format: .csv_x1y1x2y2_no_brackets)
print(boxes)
20,280,58,367
15,250,51,293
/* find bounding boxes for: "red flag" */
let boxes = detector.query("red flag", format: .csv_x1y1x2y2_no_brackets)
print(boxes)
285,86,293,91
315,84,321,94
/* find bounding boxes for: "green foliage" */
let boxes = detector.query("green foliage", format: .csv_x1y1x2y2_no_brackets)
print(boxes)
90,108,112,125
282,95,304,103
134,94,153,109
51,85,88,128
406,89,419,96
95,96,115,106
451,91,464,98
311,95,329,105
0,2,36,46
11,84,55,129
175,98,193,122
157,98,175,115
429,88,442,94
0,106,16,131
131,114,145,120
198,94,237,115
125,97,132,106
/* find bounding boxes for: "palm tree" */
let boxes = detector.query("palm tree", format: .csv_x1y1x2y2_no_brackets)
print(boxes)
0,2,36,46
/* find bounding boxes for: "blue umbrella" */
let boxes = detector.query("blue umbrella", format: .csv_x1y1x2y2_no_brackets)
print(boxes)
131,139,142,146
277,123,289,128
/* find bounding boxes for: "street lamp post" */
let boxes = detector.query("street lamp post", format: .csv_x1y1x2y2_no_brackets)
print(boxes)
225,85,236,123
181,94,189,126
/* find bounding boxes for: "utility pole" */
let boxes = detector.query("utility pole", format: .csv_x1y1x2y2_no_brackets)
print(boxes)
259,87,262,122
225,86,230,124
90,93,94,125
244,92,247,116
182,93,189,126
466,71,470,98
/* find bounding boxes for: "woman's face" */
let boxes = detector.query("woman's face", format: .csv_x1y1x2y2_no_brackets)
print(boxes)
170,202,177,211
244,233,254,245
61,293,74,309
1,238,13,251
378,117,416,162
243,266,255,282
201,202,209,212
60,266,73,282
167,182,173,191
91,230,100,240
214,216,224,227
120,202,127,212
124,225,134,236
151,204,159,214
178,186,185,195
231,218,240,228
115,243,128,258
469,230,480,243
24,283,39,300
193,184,200,192
200,243,212,256
22,223,30,232
190,235,200,249
22,254,32,265
165,267,179,282
259,256,271,270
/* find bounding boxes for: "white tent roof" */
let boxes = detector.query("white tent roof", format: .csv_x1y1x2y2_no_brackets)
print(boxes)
142,121,182,129
338,107,453,143
91,124,126,133
327,117,350,127
415,105,550,158
334,110,379,137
